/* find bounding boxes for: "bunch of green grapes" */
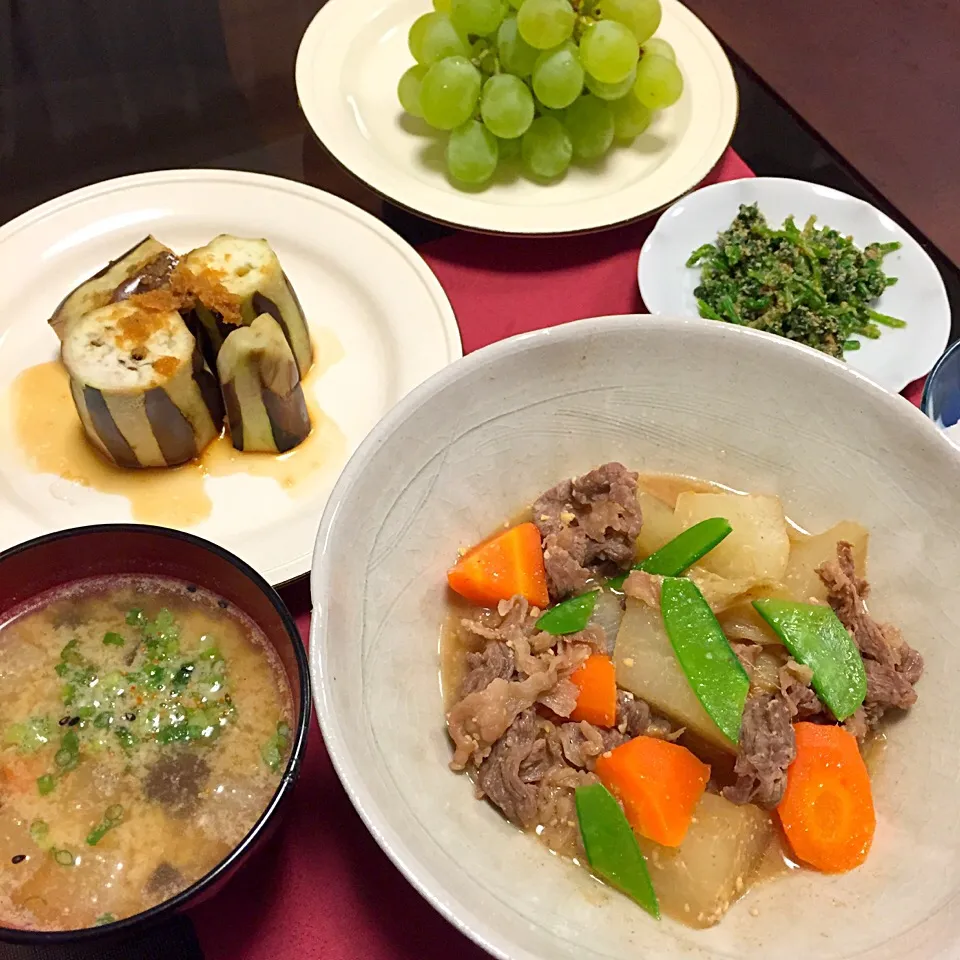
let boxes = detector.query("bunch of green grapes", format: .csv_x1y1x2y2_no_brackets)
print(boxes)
398,0,683,187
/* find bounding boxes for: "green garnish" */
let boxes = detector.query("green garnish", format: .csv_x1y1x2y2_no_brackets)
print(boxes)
687,203,903,358
54,730,80,771
103,632,125,647
261,720,292,772
36,774,56,796
96,914,116,926
29,820,49,844
3,716,52,754
114,727,137,751
53,848,75,866
86,805,125,846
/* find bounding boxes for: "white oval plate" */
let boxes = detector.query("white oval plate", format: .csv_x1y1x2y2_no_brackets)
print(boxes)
0,170,461,584
638,177,951,393
295,0,738,236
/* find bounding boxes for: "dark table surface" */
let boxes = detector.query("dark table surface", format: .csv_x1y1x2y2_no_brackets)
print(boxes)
1,1,959,957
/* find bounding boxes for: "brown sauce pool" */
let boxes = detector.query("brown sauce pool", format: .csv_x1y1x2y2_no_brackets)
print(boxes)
8,329,347,526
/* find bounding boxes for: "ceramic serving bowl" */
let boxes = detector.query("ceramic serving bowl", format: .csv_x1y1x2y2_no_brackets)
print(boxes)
0,525,310,947
311,315,960,960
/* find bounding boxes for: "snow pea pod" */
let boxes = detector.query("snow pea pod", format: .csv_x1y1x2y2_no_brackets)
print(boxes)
536,590,599,635
660,577,749,744
752,598,866,721
608,517,732,590
575,782,660,918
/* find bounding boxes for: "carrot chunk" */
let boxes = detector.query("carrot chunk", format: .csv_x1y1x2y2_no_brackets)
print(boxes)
777,721,875,873
570,654,617,727
447,522,549,609
594,736,710,848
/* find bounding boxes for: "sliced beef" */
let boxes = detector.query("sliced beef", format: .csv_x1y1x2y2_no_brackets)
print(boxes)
723,694,796,809
142,751,210,815
447,670,560,770
535,764,599,857
779,660,824,719
818,540,923,724
558,721,626,769
533,462,642,599
731,641,762,675
617,690,651,737
461,641,515,697
476,710,540,827
622,571,662,607
460,595,540,644
843,707,869,742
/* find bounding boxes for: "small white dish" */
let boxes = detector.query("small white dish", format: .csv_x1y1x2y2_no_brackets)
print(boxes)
0,170,461,584
311,314,960,960
295,0,737,236
638,177,951,393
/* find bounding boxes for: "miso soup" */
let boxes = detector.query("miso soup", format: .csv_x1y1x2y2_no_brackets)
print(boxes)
0,576,293,931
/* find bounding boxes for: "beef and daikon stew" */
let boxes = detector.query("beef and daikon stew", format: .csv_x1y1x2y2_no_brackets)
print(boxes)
442,464,922,928
0,577,293,931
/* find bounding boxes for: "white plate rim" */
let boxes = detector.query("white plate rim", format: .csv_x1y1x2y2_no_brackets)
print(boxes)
636,175,952,393
0,168,463,584
294,0,739,237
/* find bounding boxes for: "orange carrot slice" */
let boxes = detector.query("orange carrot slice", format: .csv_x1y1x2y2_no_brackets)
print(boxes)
778,721,875,873
570,654,617,727
594,736,710,847
447,522,549,609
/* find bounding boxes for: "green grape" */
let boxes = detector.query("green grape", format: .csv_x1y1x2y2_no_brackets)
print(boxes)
433,0,452,10
498,16,539,77
420,57,483,130
531,41,584,109
409,12,469,65
580,20,639,84
451,0,504,36
598,0,661,44
642,37,675,61
398,64,429,117
610,93,652,139
517,0,575,50
633,54,682,109
480,74,535,138
447,120,499,185
563,94,614,159
521,116,573,178
584,64,636,99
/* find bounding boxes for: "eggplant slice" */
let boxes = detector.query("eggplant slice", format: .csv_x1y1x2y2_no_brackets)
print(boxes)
49,236,178,342
217,314,311,454
61,300,224,468
177,235,313,379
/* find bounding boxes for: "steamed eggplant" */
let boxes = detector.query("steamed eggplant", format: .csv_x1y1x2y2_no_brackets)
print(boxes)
217,314,311,454
178,235,313,378
61,300,224,468
49,237,178,341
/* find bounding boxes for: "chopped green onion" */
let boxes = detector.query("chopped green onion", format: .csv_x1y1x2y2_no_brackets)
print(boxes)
53,848,75,866
86,805,125,846
36,774,56,796
29,820,48,843
95,914,116,926
103,632,125,646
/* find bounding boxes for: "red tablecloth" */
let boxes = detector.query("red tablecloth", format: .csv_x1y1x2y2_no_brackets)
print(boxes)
189,148,925,959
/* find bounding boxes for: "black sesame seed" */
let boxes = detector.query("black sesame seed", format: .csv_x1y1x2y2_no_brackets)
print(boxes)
224,694,232,704
123,713,136,722
11,855,26,864
217,600,228,609
59,716,70,726
186,584,197,593
68,717,81,727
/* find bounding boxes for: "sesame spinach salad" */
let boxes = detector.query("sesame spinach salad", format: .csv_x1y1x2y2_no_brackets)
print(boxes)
687,203,904,358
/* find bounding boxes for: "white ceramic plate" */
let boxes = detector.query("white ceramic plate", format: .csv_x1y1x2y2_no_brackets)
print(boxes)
295,0,737,235
638,177,951,393
311,315,960,960
0,170,461,584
